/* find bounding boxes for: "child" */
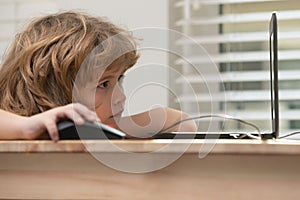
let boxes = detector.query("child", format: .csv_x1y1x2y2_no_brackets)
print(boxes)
0,103,99,141
0,11,196,137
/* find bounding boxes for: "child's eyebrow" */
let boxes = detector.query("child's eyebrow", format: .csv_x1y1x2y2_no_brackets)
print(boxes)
98,73,123,82
98,66,128,82
98,75,114,81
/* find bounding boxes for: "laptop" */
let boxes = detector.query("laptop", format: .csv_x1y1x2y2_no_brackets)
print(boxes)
269,12,280,139
58,12,279,140
150,12,279,140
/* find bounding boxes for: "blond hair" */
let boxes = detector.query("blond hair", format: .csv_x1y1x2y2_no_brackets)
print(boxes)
0,11,139,116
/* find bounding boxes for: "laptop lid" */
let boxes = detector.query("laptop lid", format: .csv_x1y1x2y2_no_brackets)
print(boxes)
151,12,280,140
269,12,280,139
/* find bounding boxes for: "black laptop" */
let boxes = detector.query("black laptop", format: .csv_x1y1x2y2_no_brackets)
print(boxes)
150,12,280,140
269,12,280,139
58,12,279,140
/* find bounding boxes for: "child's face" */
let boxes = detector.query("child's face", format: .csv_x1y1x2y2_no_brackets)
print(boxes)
93,64,127,126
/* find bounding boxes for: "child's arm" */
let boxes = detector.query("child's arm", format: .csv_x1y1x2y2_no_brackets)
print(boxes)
118,107,197,136
0,103,99,141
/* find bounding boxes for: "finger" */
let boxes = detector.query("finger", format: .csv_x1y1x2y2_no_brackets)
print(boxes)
44,120,59,142
62,108,85,125
72,103,100,122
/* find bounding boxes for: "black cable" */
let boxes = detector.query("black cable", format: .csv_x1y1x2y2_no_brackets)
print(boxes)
158,114,262,139
279,131,300,139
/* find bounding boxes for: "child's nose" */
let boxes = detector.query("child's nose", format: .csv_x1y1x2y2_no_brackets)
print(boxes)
113,84,126,105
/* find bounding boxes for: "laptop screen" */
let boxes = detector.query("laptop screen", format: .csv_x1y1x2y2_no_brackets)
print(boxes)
269,12,279,139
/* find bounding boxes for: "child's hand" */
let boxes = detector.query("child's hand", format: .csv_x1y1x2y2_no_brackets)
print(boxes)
22,103,100,141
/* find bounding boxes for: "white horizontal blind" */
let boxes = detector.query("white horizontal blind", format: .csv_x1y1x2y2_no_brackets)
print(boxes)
170,0,300,135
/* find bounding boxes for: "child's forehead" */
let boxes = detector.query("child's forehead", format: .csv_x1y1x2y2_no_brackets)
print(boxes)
100,63,128,77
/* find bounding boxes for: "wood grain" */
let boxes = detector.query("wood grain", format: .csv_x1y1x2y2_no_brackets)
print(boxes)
1,140,300,199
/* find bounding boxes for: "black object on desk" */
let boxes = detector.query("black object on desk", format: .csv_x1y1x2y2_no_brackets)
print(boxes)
57,120,239,140
57,120,125,140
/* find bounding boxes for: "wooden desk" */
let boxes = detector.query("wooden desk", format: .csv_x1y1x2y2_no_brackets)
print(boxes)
1,139,300,199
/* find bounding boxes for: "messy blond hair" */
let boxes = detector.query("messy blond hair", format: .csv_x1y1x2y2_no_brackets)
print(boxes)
0,11,139,116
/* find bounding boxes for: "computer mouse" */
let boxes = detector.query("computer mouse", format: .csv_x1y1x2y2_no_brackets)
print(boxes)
57,120,126,140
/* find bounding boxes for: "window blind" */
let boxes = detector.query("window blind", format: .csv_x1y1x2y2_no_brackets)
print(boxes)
170,0,300,135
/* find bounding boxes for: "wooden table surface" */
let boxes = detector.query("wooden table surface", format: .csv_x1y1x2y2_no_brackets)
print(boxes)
1,139,300,200
1,139,300,154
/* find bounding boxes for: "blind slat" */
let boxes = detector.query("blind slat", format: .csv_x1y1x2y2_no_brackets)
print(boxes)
175,10,300,26
177,89,300,102
176,70,300,83
175,50,300,64
175,0,278,7
176,31,300,45
190,110,300,120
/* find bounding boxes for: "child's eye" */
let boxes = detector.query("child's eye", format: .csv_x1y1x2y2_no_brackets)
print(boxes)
97,81,109,89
